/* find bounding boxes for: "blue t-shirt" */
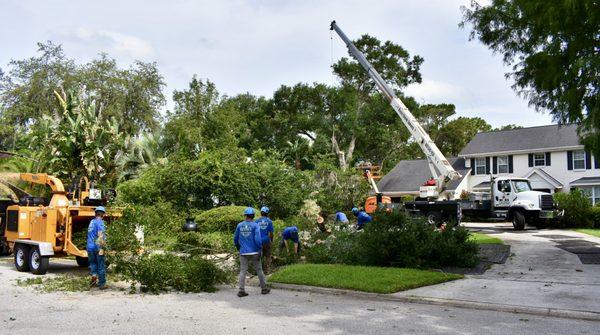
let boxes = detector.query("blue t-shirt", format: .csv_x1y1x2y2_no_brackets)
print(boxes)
233,220,262,255
255,216,274,245
335,212,349,222
356,211,372,228
282,226,299,243
87,218,106,251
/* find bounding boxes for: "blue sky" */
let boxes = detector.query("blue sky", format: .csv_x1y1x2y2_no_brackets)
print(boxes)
0,0,554,127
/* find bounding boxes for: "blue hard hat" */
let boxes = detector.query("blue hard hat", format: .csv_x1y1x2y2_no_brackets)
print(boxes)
260,206,270,214
243,207,255,216
95,206,106,213
351,207,359,214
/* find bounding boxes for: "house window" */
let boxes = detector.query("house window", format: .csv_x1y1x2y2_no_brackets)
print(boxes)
573,150,585,170
497,156,509,174
533,153,546,166
581,186,600,205
475,157,486,175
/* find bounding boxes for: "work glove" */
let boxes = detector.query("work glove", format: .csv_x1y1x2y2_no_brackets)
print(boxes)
98,249,105,256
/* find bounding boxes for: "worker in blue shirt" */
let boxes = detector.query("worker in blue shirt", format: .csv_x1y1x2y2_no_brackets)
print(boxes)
352,207,372,230
280,226,300,255
87,206,107,289
335,211,349,224
234,207,270,297
255,206,274,273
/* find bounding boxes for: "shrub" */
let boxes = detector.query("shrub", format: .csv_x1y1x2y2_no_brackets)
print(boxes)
591,206,600,228
554,190,593,228
196,206,257,233
174,232,234,254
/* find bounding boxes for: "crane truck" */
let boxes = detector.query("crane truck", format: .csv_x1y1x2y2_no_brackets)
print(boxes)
331,21,561,229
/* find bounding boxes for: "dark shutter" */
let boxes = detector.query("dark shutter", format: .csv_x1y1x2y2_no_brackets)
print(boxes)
586,151,592,170
470,158,475,175
595,155,599,169
508,155,514,173
492,156,498,174
545,152,551,166
567,151,573,170
485,157,490,174
528,154,533,167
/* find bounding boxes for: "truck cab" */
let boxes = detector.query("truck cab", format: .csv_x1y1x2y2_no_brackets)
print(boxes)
491,177,557,230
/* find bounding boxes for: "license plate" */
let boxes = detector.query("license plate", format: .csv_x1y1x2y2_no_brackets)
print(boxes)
539,211,554,219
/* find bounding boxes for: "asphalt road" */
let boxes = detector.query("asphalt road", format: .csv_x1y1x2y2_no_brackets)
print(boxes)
0,256,598,334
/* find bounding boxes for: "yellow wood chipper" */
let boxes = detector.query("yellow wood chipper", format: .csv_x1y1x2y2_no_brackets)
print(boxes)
0,173,118,274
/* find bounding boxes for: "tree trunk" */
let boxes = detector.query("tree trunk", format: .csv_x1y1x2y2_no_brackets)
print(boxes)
331,133,356,171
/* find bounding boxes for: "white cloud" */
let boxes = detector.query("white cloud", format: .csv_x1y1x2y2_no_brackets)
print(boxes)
63,28,154,60
404,79,466,105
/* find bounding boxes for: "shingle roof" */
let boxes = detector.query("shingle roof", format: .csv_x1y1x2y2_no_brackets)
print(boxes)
459,124,581,156
377,157,469,194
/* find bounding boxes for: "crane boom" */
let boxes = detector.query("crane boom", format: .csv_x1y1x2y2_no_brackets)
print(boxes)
330,21,460,193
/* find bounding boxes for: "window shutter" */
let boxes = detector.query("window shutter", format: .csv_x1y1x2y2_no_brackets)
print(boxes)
492,156,497,174
485,157,490,174
528,154,533,167
567,151,573,170
545,152,551,166
508,155,514,173
470,158,475,175
595,155,599,169
586,151,592,170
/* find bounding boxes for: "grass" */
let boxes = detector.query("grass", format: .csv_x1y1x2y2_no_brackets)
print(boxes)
269,263,463,294
573,229,600,238
469,232,503,245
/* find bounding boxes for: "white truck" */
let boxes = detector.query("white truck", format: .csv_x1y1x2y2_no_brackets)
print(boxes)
330,21,560,230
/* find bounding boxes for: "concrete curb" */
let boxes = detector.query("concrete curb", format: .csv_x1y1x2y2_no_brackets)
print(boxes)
270,282,600,322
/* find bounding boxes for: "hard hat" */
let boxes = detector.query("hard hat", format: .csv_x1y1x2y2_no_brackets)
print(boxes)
351,207,359,214
95,206,106,213
244,207,255,216
260,206,270,214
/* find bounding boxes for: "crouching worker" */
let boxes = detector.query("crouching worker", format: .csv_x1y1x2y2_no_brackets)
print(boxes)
87,206,107,290
255,206,274,273
352,207,372,230
280,226,300,255
234,207,270,297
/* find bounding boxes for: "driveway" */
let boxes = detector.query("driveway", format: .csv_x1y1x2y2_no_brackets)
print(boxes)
394,222,600,314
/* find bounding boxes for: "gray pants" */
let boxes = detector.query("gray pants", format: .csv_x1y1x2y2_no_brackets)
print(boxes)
239,254,266,291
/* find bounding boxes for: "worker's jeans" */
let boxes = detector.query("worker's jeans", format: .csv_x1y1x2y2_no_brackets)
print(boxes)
261,243,272,274
238,254,266,291
87,249,106,287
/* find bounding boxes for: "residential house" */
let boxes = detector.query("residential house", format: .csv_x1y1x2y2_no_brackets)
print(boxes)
378,124,600,204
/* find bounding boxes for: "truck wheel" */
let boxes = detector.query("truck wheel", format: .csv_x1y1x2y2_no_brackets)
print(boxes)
426,211,443,227
29,247,49,275
14,244,30,272
76,256,89,267
512,211,526,231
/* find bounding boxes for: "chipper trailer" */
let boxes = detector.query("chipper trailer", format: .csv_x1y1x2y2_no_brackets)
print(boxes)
331,21,561,229
0,173,117,274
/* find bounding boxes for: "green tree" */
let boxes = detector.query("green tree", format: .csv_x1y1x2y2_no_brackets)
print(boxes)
462,1,600,154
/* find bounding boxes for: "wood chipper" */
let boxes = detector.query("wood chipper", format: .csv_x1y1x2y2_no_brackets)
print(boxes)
0,173,119,274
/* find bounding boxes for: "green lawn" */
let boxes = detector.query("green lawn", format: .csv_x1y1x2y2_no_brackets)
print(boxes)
269,263,463,294
573,229,600,238
469,232,504,245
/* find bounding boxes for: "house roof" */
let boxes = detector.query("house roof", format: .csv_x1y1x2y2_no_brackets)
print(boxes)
570,177,600,186
377,157,469,195
459,124,581,156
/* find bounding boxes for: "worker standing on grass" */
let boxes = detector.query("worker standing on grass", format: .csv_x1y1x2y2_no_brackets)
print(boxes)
87,206,107,290
234,207,270,297
352,207,372,230
280,226,300,255
255,206,274,274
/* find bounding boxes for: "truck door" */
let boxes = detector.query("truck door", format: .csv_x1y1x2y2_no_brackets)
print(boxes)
494,180,512,208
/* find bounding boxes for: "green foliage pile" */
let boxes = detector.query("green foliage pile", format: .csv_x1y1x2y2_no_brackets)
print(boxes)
196,206,254,233
304,210,478,269
554,190,594,228
174,232,234,254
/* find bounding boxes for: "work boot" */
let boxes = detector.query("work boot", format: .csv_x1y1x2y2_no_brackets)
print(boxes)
90,276,98,287
261,288,271,295
237,290,248,297
98,285,108,291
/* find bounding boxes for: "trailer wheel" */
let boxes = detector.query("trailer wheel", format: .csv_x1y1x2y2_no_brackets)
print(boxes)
512,210,526,231
29,246,49,275
14,244,30,272
76,256,89,267
426,211,443,227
